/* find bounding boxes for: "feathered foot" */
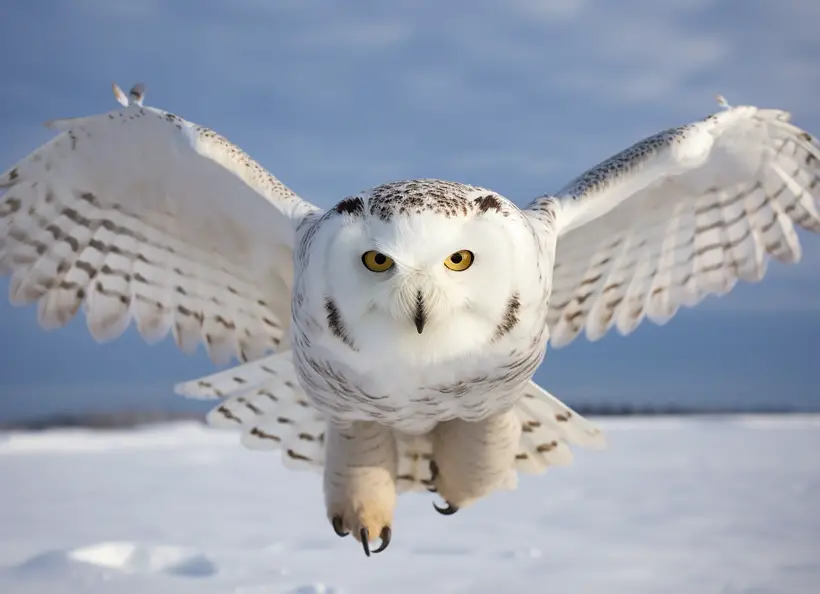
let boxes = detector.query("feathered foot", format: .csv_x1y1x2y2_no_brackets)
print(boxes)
324,421,398,557
429,411,521,515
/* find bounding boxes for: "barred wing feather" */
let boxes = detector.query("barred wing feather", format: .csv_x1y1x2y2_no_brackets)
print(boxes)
0,89,319,363
528,104,820,347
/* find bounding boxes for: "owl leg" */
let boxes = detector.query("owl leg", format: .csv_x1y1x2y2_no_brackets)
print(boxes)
429,409,521,514
323,420,398,557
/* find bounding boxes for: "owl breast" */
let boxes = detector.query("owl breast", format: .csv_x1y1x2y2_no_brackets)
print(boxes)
291,314,550,433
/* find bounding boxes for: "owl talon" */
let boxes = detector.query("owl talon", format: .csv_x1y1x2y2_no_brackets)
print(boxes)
359,525,392,557
427,459,440,492
433,500,459,516
428,460,457,505
360,528,371,556
331,515,349,537
372,526,391,554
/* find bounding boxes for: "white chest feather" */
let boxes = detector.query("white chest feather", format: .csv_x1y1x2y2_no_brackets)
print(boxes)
291,286,551,433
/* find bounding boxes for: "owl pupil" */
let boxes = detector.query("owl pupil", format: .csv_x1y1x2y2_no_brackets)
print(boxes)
374,253,387,265
450,253,463,264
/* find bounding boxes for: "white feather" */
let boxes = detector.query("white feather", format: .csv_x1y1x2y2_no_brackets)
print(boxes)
0,88,318,362
533,105,820,347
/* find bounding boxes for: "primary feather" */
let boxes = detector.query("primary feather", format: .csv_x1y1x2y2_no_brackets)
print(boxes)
526,103,820,347
0,86,318,363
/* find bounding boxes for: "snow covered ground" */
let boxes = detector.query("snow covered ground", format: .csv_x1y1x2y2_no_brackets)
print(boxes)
0,416,818,594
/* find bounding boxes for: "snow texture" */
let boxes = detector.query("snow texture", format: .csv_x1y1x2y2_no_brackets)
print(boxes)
1,416,818,594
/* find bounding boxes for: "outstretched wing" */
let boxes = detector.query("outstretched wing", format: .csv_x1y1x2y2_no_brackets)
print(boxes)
180,353,605,493
526,102,820,347
0,85,320,363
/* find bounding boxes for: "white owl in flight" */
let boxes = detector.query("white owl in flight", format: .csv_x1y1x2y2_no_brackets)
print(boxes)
2,83,818,556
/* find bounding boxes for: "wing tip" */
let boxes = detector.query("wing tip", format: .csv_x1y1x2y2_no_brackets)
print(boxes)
112,83,129,107
129,83,146,107
715,94,731,110
112,82,146,107
547,329,573,349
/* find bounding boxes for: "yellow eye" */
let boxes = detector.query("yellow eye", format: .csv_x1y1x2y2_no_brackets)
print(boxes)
444,250,474,271
361,250,394,272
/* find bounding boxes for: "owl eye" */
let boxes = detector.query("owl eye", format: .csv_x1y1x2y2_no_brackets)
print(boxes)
361,250,395,272
444,250,474,271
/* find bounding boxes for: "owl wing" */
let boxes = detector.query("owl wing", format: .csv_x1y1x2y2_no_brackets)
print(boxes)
182,352,605,492
526,102,820,347
0,86,320,363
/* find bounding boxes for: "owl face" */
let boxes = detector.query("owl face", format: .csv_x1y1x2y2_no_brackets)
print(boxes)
310,181,539,364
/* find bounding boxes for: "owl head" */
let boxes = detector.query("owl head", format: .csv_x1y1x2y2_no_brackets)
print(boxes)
303,180,543,363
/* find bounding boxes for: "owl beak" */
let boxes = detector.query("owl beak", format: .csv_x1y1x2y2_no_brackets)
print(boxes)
413,291,426,334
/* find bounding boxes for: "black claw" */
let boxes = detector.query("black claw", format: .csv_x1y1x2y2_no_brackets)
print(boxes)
429,460,440,481
427,460,440,492
433,501,459,516
331,516,349,538
372,526,391,554
360,527,371,557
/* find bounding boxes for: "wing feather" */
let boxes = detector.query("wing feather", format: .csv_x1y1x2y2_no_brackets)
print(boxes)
1,89,319,362
529,104,820,347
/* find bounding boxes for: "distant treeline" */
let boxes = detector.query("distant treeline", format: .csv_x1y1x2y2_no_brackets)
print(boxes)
0,402,805,431
573,402,798,417
0,410,206,431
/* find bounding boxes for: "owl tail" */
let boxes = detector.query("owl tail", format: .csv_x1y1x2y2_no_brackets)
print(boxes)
175,355,606,483
174,351,327,471
511,380,606,475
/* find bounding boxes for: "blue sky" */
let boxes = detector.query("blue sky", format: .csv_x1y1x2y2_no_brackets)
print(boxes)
2,0,820,420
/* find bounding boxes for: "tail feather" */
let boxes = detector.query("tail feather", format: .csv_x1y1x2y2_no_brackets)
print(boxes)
176,355,605,491
519,381,606,448
393,433,436,493
182,351,327,471
240,411,326,471
175,354,296,400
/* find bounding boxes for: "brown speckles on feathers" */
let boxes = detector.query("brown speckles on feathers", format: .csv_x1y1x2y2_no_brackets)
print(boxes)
473,194,504,214
334,197,365,216
360,179,513,221
493,293,521,341
325,297,357,350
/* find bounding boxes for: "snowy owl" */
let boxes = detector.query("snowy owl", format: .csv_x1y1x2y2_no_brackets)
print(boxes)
2,83,819,556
